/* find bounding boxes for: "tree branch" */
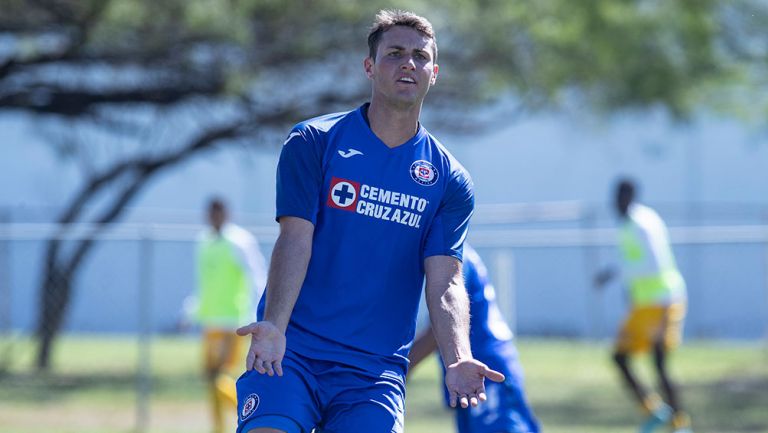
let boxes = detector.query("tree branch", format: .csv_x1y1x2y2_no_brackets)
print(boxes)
0,80,225,116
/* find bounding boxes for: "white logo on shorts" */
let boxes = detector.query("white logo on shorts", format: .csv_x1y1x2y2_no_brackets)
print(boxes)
240,393,260,421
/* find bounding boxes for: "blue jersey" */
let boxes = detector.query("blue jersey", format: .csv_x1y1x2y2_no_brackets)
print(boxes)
463,245,514,361
265,103,474,374
440,244,516,403
439,246,540,433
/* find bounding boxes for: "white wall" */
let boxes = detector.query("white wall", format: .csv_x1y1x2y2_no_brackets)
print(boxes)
1,109,767,338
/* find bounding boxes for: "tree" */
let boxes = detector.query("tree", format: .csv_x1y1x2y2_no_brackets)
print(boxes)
0,0,764,370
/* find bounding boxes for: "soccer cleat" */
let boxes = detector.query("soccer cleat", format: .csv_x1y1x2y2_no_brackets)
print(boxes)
672,411,693,433
638,403,673,433
671,411,692,433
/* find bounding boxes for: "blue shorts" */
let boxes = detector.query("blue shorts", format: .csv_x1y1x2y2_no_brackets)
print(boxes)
455,378,540,433
236,349,405,433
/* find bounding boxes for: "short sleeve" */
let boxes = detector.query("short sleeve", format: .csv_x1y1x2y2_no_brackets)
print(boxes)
423,168,474,261
275,126,325,225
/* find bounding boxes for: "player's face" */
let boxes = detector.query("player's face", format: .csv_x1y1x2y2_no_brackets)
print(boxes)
364,26,438,108
209,208,226,231
615,189,632,218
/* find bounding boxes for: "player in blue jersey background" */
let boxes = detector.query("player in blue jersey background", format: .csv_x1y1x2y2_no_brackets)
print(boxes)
409,244,541,433
234,9,504,433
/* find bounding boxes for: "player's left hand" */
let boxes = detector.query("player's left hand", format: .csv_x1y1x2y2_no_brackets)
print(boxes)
236,321,286,376
445,359,505,409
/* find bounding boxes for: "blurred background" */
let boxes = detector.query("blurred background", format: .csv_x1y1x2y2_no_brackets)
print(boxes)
1,1,767,432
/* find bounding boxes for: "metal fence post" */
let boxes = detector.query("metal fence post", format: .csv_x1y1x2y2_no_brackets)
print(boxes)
580,206,604,339
136,226,153,433
764,212,768,355
0,210,11,372
0,210,10,335
492,249,516,335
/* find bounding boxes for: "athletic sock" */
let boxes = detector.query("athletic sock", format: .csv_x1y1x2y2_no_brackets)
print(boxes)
640,393,663,415
672,411,691,429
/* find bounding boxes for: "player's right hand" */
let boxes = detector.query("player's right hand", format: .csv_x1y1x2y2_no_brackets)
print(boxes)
593,268,613,289
236,321,286,376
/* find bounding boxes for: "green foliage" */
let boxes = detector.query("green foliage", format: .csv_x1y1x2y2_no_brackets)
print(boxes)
3,0,766,119
427,0,756,117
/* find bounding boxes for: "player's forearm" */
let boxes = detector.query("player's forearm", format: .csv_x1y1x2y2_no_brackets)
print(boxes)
263,219,313,333
427,284,472,366
424,256,472,366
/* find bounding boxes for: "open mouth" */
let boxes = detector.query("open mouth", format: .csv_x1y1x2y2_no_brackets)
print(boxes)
397,77,416,84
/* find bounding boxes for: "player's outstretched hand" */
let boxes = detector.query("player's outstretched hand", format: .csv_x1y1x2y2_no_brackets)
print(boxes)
236,321,286,376
445,359,505,409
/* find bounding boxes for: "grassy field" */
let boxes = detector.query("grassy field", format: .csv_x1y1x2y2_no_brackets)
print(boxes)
0,335,766,433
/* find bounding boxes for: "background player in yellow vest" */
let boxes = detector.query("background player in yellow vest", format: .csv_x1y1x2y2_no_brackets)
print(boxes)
195,197,267,433
594,179,691,433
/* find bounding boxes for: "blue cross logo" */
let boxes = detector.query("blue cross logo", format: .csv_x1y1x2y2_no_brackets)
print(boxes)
331,182,356,207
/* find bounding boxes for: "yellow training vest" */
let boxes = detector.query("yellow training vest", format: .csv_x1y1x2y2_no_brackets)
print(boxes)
197,235,252,327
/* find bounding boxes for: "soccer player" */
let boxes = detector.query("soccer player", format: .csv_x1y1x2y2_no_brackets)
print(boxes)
195,197,267,433
594,179,692,433
409,244,541,433
234,9,504,433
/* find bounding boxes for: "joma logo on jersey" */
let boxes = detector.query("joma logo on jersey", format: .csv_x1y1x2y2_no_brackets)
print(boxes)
327,177,426,228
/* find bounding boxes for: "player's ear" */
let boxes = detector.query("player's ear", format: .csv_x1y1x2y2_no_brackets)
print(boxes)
430,63,439,85
364,57,374,79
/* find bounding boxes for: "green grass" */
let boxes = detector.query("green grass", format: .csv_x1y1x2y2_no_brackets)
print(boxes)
1,335,767,433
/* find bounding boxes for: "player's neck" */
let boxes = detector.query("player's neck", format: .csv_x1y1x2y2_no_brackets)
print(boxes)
367,100,422,148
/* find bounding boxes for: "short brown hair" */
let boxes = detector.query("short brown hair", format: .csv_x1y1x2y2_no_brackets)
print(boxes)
207,196,226,213
367,9,437,62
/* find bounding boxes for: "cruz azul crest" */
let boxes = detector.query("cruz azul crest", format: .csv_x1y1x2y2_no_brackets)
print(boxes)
410,160,438,186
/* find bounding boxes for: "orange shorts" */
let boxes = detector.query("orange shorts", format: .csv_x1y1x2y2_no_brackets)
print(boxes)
203,328,244,372
615,303,686,354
